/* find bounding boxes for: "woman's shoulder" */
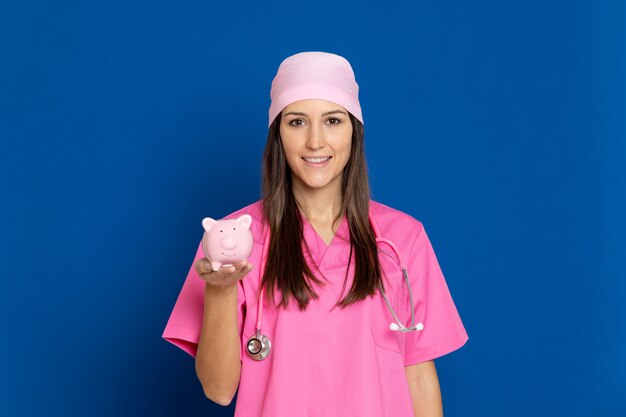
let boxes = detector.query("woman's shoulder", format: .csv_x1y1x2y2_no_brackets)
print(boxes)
222,199,264,220
369,199,425,241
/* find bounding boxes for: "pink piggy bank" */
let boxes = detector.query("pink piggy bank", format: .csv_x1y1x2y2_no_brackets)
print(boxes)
201,214,253,271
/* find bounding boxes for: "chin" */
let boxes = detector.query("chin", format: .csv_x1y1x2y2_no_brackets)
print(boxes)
302,177,340,191
302,182,329,190
292,171,342,192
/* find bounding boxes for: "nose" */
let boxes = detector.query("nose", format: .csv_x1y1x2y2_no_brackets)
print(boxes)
305,123,325,149
221,235,237,250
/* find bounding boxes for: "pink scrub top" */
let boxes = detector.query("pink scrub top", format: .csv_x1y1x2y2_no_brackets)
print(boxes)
162,200,468,417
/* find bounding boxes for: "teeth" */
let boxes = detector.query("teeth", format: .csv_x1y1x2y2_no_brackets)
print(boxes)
304,157,330,163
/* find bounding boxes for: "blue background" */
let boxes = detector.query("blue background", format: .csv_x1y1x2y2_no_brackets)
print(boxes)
1,1,624,416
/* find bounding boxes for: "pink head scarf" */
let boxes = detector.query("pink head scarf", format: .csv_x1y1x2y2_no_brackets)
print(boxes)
268,51,364,128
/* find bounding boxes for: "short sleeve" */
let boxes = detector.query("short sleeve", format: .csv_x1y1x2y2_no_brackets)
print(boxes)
161,240,246,360
401,225,468,365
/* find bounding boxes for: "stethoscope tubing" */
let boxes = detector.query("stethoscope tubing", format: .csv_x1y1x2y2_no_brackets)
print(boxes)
248,208,422,360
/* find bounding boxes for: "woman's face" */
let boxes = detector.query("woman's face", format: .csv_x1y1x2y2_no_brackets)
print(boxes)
279,99,353,196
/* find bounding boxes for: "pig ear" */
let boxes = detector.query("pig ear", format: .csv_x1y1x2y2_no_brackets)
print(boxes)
237,214,252,229
202,217,217,232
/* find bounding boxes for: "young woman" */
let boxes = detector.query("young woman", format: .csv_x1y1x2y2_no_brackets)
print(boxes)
162,51,468,417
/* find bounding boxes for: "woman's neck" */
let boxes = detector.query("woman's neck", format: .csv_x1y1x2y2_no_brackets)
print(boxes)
292,181,343,224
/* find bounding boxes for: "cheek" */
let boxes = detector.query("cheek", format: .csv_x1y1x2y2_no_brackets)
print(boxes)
280,144,300,171
339,138,352,158
281,143,298,162
339,128,352,155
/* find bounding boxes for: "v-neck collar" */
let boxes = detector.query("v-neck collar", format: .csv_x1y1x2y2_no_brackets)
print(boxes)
300,211,350,270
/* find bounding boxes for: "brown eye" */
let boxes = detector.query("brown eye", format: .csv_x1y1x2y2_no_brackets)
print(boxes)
289,119,304,127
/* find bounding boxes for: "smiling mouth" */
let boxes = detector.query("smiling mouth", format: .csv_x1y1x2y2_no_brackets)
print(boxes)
302,156,332,163
221,251,237,257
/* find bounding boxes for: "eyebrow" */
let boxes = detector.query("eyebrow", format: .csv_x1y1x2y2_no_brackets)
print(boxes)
283,109,348,117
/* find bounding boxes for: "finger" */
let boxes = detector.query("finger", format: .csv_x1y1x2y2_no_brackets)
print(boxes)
194,259,205,275
202,260,216,274
235,263,254,279
233,260,248,270
195,259,215,275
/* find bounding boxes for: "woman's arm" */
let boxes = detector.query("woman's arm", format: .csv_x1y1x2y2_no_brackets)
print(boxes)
195,282,242,406
405,360,443,417
194,260,252,406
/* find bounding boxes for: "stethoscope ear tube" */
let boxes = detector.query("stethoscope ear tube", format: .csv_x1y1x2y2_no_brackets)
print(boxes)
379,267,425,332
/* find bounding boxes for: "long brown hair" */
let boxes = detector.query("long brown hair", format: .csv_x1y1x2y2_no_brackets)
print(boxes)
261,111,383,311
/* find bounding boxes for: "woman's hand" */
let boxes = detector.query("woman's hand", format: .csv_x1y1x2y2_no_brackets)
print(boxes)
194,258,254,288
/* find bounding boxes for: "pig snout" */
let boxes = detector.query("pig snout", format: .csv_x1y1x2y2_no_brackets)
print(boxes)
221,235,238,250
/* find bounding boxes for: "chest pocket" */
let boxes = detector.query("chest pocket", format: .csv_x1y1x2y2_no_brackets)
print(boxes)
369,287,403,353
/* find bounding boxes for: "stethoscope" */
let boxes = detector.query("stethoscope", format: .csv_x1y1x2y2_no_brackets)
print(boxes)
246,211,424,361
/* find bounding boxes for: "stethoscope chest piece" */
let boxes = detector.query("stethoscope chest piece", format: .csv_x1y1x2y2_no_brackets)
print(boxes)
246,331,271,361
